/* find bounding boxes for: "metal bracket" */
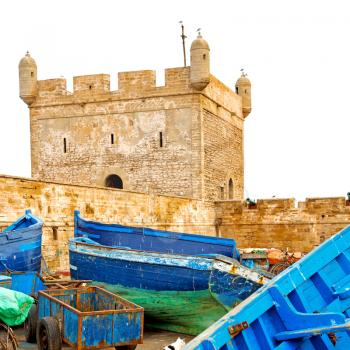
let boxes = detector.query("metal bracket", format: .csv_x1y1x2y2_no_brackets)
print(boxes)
228,321,249,338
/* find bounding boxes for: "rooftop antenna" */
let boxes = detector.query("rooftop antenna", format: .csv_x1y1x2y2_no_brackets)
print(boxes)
179,21,187,67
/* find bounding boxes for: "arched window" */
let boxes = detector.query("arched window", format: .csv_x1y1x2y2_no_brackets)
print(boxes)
105,174,123,189
228,178,233,199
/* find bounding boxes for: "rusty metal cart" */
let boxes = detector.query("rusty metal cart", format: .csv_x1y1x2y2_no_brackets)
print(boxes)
26,286,143,350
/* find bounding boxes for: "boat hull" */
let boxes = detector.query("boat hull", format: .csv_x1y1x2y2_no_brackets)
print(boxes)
69,246,212,291
0,211,42,272
69,239,266,335
74,210,239,259
90,281,227,335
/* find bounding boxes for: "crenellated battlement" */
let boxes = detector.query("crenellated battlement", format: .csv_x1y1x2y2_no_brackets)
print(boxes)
216,197,350,212
215,196,350,252
37,78,68,98
73,74,110,94
164,67,191,88
31,67,240,116
118,70,156,90
34,67,192,101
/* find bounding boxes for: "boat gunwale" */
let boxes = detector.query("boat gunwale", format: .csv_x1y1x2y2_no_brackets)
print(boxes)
75,210,237,247
1,222,42,234
2,210,43,234
69,237,224,261
69,239,218,271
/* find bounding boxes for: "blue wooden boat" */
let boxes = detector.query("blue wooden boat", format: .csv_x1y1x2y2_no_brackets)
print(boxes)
0,210,42,272
74,210,239,259
184,225,350,349
69,237,267,335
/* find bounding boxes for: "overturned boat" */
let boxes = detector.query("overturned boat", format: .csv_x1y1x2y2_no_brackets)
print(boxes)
69,237,267,335
184,225,350,349
74,210,239,259
0,210,42,272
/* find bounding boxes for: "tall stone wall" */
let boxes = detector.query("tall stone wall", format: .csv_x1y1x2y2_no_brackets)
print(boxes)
3,176,347,273
202,107,243,201
215,197,350,252
0,175,216,272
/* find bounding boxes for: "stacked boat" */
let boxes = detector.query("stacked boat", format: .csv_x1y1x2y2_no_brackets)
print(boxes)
69,210,269,335
4,208,350,347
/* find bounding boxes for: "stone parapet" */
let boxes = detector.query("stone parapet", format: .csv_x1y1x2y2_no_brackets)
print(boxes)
1,175,349,271
31,68,241,117
215,197,350,252
0,175,216,272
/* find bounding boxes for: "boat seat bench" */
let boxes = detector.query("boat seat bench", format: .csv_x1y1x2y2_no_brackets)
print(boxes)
269,287,349,341
332,273,350,299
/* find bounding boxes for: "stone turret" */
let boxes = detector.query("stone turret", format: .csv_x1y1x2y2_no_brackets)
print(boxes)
19,52,37,105
190,33,210,90
235,71,251,118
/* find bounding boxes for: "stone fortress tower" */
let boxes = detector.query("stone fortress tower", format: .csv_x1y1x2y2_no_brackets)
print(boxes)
19,34,251,201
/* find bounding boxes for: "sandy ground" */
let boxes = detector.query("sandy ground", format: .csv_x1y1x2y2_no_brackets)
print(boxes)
13,326,194,350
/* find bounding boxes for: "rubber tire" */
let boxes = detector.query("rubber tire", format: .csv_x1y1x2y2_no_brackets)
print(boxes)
24,304,38,343
36,317,62,350
115,346,137,350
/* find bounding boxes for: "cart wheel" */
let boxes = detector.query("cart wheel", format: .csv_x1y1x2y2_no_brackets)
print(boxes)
36,317,62,350
0,323,18,350
24,304,38,343
115,346,137,350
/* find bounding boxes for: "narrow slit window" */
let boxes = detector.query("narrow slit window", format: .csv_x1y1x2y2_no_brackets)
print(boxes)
111,134,114,144
52,226,58,240
63,138,67,153
235,87,239,94
220,186,224,200
228,178,233,199
159,132,163,148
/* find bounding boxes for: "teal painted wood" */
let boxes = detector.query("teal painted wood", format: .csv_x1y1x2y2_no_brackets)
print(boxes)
37,286,144,349
0,210,43,272
184,225,350,349
74,210,239,259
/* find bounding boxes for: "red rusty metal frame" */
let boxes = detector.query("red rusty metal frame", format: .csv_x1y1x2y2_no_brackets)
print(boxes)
38,286,144,350
228,321,249,338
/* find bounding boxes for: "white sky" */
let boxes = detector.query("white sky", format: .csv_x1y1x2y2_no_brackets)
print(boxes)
0,0,349,201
